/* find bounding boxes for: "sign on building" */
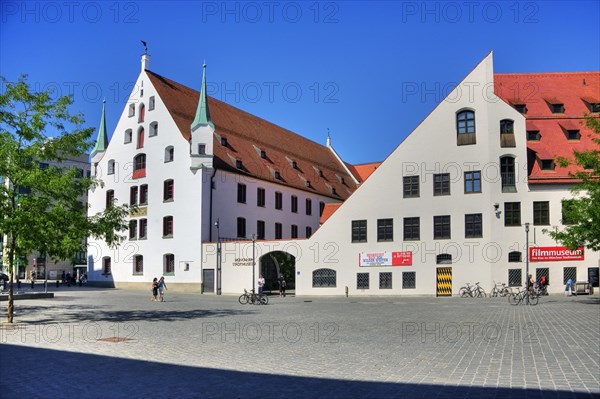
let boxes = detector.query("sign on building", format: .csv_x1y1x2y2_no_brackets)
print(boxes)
529,246,584,262
359,251,412,267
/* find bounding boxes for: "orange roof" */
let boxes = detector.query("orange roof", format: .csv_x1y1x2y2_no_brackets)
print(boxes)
495,72,600,183
147,71,359,199
319,203,342,224
347,162,381,182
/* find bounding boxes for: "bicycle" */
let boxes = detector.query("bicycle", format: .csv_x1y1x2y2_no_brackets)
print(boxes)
459,282,486,298
238,289,268,305
508,287,538,305
490,282,512,297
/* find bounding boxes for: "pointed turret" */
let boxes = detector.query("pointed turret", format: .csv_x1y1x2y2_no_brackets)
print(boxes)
191,63,214,131
91,100,108,162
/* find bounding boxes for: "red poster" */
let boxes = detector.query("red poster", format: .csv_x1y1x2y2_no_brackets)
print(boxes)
529,246,584,262
392,251,412,266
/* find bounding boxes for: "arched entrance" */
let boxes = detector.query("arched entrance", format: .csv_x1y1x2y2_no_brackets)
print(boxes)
259,251,295,295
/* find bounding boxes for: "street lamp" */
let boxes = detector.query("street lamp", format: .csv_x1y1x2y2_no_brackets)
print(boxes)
252,233,256,294
525,222,530,304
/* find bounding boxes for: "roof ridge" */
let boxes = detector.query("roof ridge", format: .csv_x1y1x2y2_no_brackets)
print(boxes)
495,71,600,76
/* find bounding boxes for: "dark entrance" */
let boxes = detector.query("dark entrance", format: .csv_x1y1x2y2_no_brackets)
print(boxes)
203,269,215,293
259,251,295,294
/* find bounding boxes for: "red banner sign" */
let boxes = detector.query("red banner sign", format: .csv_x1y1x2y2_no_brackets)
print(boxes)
529,246,584,262
392,251,412,266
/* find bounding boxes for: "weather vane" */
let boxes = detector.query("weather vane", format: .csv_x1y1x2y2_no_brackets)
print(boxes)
141,40,148,54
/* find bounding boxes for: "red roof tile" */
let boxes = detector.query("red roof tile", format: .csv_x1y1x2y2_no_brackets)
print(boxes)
146,70,359,199
319,203,342,224
346,162,381,182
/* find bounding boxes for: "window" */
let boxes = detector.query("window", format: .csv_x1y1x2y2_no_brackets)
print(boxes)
379,272,392,289
130,186,139,205
504,202,521,226
128,104,135,117
500,156,516,192
129,220,138,239
513,104,527,114
139,184,148,205
403,217,420,241
163,254,175,275
533,201,550,225
540,159,555,171
357,273,369,289
163,216,173,237
436,254,452,264
105,190,115,208
275,192,283,210
236,160,243,170
138,103,145,122
163,179,174,201
313,268,336,287
306,198,312,215
149,122,158,137
508,269,522,287
402,272,416,289
133,154,146,179
257,188,266,207
124,129,132,144
589,103,600,113
561,199,576,225
500,119,514,134
133,255,143,275
433,216,451,239
566,130,581,140
220,137,228,146
149,96,155,110
464,171,481,193
137,127,145,149
306,226,313,238
291,225,298,239
508,251,522,263
260,150,267,159
537,268,550,286
351,220,367,243
237,217,246,238
237,183,246,204
500,119,516,147
198,144,206,155
433,173,450,196
456,110,476,145
527,130,541,141
107,160,115,175
291,195,298,213
377,218,393,242
465,213,482,238
319,201,325,216
102,257,111,275
274,171,281,180
139,219,148,239
275,223,282,239
551,103,564,114
403,176,419,198
257,220,265,240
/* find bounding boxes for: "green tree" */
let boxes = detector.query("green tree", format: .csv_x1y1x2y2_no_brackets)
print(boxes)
0,76,129,323
545,114,600,251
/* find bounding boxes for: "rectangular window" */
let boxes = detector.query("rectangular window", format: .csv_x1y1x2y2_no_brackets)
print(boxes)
305,198,312,215
403,176,419,198
306,226,313,238
377,218,393,242
465,213,482,238
149,96,155,110
163,216,173,237
130,186,138,205
501,157,516,193
257,220,265,240
164,254,175,275
433,173,450,196
402,272,416,289
563,267,577,285
128,104,135,117
433,215,451,239
275,223,283,239
198,144,206,155
351,220,367,243
129,220,137,239
508,269,522,287
139,219,148,239
379,272,392,289
504,202,521,226
403,217,420,241
551,103,564,113
105,190,115,209
275,192,283,210
237,217,246,238
257,188,266,207
291,225,298,239
527,130,541,141
464,171,481,193
163,180,174,202
540,160,555,170
139,184,148,205
237,183,246,204
533,201,550,225
291,195,298,213
357,273,369,289
566,130,581,140
134,255,143,275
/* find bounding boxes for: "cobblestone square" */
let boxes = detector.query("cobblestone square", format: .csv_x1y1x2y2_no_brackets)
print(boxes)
1,288,599,398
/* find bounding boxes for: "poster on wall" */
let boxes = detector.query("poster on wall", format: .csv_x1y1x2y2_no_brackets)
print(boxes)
529,246,584,262
359,251,412,266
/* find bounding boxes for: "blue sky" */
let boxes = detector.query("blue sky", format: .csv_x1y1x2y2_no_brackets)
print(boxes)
1,1,599,164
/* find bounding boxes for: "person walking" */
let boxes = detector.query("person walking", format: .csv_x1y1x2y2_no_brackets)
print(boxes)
279,277,286,297
151,277,159,302
258,275,265,295
158,276,167,302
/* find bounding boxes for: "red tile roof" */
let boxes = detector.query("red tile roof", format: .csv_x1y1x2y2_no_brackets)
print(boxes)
319,203,342,224
494,72,600,184
347,162,381,182
146,71,359,199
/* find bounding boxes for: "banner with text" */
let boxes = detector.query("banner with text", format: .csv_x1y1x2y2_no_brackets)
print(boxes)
359,251,412,267
529,246,584,262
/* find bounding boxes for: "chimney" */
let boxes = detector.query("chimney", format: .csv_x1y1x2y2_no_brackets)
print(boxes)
141,53,150,71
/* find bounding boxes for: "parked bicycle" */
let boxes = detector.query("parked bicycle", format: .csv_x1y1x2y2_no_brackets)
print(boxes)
459,282,486,298
534,283,548,296
490,281,512,297
508,287,538,305
238,289,268,305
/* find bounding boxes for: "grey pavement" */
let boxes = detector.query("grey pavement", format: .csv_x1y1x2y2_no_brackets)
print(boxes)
0,288,599,399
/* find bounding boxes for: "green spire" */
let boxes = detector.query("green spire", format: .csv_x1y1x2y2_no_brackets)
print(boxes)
191,63,214,131
91,99,108,156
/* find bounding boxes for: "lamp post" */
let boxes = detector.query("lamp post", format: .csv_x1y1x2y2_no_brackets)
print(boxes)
252,233,256,294
525,222,530,304
215,218,221,295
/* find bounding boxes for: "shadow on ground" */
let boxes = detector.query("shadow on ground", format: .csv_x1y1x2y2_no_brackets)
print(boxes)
0,345,594,399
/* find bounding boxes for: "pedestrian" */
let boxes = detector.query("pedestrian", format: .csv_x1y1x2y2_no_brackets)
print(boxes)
258,275,265,295
527,273,534,294
158,276,167,302
30,270,36,289
279,277,286,297
151,277,159,301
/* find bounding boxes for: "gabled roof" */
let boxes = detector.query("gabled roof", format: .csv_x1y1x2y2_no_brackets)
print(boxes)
146,70,359,199
494,72,600,184
320,203,342,224
346,162,381,182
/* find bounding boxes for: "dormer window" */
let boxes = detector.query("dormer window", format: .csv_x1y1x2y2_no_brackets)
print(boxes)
274,171,281,180
221,137,228,146
527,130,541,141
236,160,243,169
292,161,298,169
513,104,527,114
540,159,555,171
590,103,600,113
566,130,581,140
551,103,564,114
260,150,266,159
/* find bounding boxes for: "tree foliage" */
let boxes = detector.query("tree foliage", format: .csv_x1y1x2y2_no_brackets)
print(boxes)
0,75,129,322
545,114,600,251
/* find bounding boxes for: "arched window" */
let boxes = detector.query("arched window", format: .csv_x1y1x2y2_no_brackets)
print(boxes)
124,129,132,144
133,154,146,179
313,268,336,287
165,146,174,162
508,251,522,262
500,156,516,192
137,127,145,149
164,254,175,275
436,254,452,264
133,254,143,274
107,160,115,175
149,122,158,137
500,119,516,147
456,110,476,145
138,103,145,123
